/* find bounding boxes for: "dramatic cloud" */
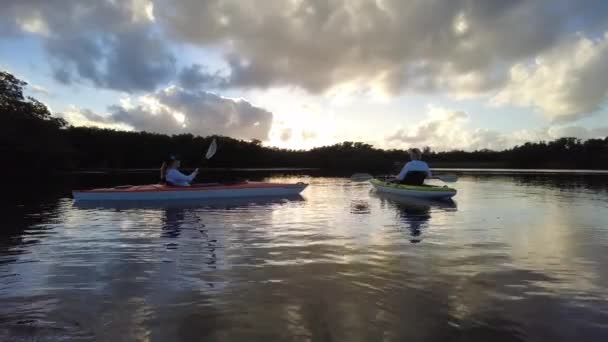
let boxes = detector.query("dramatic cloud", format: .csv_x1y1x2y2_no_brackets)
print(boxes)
156,0,608,96
4,0,608,106
178,64,227,89
63,86,273,140
2,0,175,92
3,0,608,146
493,33,608,121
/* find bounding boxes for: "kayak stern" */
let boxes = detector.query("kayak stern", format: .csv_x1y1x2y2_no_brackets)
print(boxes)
370,179,457,200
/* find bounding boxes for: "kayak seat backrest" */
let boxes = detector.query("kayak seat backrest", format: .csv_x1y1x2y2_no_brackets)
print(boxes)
401,171,427,186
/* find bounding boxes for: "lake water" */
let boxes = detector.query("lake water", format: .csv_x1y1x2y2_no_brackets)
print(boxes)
1,173,608,341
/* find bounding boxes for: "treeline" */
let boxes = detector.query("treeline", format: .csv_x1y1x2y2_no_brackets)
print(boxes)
2,70,608,176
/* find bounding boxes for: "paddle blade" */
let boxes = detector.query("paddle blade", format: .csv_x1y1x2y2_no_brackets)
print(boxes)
351,173,373,182
205,138,217,159
436,175,458,183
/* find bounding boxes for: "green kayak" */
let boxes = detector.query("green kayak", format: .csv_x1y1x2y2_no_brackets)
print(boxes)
370,179,457,200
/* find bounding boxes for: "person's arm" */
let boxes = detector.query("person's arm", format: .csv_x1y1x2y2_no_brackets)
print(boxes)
187,168,199,181
396,162,411,181
167,168,199,183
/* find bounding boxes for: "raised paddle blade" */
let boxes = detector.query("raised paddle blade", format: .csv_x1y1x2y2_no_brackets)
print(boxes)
205,138,217,159
351,173,373,182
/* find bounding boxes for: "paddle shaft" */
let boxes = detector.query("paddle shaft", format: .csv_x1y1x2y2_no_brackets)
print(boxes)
351,173,457,183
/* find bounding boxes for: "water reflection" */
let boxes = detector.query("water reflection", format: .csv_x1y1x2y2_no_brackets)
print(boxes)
2,175,608,341
372,191,457,243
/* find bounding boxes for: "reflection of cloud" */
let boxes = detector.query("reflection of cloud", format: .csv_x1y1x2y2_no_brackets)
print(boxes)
507,201,602,294
4,176,608,339
449,177,606,297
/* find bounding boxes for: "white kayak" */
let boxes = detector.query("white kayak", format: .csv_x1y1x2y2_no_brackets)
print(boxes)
370,179,456,200
73,182,308,201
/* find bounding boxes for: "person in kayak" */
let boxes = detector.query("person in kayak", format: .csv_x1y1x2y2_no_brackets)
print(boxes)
395,148,432,185
160,155,199,186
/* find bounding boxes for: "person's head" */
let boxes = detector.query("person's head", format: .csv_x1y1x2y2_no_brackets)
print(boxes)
166,155,180,168
408,148,422,161
161,155,180,174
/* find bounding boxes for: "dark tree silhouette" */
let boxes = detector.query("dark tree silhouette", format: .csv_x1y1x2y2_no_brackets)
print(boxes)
1,71,70,174
1,70,607,176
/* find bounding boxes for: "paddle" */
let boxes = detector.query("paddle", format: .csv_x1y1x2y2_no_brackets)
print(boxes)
432,175,458,183
350,173,458,183
190,138,218,186
350,173,375,182
205,138,217,160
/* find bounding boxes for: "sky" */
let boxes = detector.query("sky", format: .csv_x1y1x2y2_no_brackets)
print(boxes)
1,0,608,151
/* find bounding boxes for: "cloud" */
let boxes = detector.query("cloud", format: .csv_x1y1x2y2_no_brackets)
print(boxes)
29,84,51,96
2,0,175,92
302,130,317,140
44,26,176,92
386,106,480,149
3,0,608,125
178,64,227,89
63,86,273,140
493,33,608,121
58,107,130,130
545,125,608,141
280,128,292,142
386,105,608,151
155,0,608,96
386,106,504,150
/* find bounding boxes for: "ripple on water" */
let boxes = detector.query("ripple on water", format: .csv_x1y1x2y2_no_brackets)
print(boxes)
1,175,608,340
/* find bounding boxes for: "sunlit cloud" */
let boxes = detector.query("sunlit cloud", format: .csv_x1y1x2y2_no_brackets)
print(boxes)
386,105,608,151
493,33,608,121
61,85,273,140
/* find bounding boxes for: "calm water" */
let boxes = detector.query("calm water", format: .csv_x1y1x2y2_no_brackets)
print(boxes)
1,174,608,341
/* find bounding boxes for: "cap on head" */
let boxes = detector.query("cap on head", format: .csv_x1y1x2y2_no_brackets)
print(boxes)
166,154,180,164
408,148,422,160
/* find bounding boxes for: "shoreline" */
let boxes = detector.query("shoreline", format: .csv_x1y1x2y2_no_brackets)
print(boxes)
62,167,608,176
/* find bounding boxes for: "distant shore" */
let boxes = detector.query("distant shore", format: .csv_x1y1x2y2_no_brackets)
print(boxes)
433,168,608,175
64,167,608,176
